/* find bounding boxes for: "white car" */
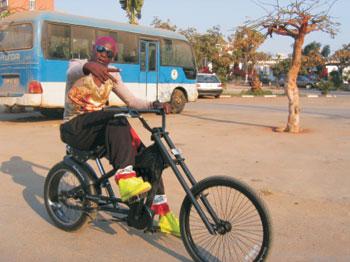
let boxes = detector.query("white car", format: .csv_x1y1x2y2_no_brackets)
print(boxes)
196,73,223,98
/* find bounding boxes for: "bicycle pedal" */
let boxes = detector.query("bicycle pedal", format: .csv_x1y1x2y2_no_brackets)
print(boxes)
126,193,146,204
126,196,140,204
144,225,160,234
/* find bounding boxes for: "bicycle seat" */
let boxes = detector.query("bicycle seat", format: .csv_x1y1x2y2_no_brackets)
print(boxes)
66,145,106,163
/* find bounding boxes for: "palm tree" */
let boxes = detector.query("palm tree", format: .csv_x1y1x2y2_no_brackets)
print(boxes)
119,0,144,25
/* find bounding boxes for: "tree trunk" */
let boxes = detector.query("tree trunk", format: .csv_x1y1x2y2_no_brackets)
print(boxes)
285,35,305,133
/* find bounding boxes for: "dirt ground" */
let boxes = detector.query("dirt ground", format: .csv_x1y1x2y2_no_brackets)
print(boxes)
0,96,349,261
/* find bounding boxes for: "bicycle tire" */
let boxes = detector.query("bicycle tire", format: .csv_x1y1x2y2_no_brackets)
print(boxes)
180,176,271,262
44,161,97,231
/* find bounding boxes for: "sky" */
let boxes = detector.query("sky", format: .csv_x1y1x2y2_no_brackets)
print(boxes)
55,0,350,55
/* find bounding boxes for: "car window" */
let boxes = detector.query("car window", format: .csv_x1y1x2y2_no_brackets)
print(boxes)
197,75,220,83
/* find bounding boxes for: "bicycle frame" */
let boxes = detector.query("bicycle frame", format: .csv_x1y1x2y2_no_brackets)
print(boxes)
64,108,222,235
119,108,221,235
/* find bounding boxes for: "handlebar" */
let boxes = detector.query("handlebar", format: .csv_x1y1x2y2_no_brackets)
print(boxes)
103,107,166,133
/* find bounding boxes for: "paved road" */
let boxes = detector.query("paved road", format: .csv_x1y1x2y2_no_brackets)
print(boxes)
1,97,349,261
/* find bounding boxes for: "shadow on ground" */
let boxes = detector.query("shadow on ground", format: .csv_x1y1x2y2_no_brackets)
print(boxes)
0,156,50,222
182,112,274,129
0,156,190,261
0,112,60,123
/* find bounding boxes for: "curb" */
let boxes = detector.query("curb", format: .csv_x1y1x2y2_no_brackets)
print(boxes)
220,94,336,98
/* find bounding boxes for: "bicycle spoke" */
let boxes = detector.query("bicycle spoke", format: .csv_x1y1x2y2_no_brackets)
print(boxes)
185,181,268,262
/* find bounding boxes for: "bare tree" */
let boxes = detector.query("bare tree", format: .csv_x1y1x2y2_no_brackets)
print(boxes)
248,0,339,133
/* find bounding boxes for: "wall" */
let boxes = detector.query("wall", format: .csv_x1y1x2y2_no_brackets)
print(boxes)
8,0,54,12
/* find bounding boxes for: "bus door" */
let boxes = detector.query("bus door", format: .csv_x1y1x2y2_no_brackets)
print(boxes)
139,40,159,101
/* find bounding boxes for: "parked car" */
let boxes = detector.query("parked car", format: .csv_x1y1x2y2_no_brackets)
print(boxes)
278,75,317,89
259,74,276,86
196,73,223,98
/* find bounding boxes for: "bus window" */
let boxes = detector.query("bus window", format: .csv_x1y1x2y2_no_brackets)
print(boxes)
173,40,195,68
71,26,94,59
117,31,138,64
161,39,195,68
161,39,173,66
140,41,146,71
47,23,70,59
148,42,157,71
0,23,32,51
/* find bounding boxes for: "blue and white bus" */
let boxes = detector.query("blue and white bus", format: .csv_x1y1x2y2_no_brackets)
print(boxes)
0,11,198,117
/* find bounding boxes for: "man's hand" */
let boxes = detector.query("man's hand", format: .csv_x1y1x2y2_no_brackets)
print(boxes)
82,104,103,112
83,62,120,84
152,101,172,114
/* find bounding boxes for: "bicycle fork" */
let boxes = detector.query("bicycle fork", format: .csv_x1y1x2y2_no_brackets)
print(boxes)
152,130,221,235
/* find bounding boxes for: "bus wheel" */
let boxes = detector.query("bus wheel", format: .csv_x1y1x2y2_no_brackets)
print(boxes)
170,89,187,114
39,108,64,119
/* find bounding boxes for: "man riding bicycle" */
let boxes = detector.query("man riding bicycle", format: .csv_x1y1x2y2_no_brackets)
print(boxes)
59,36,180,236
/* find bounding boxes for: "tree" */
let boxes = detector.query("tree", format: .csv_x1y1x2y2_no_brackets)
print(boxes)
230,26,265,84
151,16,177,31
301,41,327,75
248,0,339,133
321,45,331,58
119,0,143,25
180,26,231,80
272,56,292,81
332,43,350,82
203,26,232,81
0,10,10,19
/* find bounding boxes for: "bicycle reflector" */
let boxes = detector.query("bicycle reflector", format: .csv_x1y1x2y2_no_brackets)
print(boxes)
28,81,43,94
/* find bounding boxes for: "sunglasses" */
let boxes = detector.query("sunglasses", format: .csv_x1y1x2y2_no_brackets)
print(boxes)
95,45,115,59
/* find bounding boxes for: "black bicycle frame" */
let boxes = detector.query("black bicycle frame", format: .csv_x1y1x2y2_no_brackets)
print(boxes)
65,107,222,234
134,109,221,235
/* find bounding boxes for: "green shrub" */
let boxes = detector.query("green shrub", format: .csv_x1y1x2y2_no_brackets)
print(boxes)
329,71,342,88
240,89,273,96
317,80,333,95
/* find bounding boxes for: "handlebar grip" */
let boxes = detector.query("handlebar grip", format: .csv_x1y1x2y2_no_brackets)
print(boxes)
103,107,129,114
103,107,163,115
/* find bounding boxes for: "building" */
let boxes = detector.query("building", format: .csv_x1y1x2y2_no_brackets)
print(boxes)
0,0,54,13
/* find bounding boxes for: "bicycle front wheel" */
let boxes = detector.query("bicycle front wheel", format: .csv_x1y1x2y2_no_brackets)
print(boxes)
180,176,271,262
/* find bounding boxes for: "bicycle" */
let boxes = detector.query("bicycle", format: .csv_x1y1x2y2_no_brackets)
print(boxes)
44,107,271,262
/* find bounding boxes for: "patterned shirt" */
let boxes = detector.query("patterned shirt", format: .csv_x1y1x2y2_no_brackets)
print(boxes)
63,59,152,121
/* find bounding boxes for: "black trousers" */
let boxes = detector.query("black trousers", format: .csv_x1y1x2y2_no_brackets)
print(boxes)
60,111,136,169
60,110,165,194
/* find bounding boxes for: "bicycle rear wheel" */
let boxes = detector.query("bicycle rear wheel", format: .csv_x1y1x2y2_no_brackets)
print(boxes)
44,162,97,231
180,176,271,262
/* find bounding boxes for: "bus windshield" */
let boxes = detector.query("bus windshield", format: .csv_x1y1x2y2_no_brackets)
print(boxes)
0,23,33,51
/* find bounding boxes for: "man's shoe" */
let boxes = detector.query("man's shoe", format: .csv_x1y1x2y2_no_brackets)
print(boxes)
159,212,181,237
115,166,151,202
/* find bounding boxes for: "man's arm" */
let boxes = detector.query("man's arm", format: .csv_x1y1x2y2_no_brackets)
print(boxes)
66,59,87,84
111,73,171,113
111,73,152,110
